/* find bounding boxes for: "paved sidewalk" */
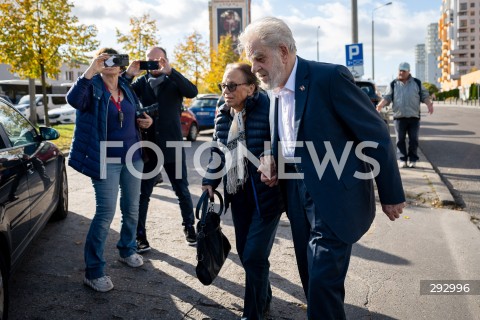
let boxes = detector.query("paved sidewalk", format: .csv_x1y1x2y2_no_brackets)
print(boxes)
9,139,480,320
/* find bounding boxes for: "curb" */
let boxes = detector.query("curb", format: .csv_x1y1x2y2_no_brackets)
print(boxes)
417,146,457,207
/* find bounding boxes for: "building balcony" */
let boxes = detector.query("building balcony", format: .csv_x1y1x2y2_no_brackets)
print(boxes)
450,48,469,55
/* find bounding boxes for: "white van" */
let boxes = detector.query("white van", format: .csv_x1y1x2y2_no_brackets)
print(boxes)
14,94,67,122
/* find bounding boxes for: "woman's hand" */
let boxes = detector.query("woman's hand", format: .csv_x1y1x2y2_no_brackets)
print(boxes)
136,112,153,129
201,185,214,200
84,54,110,79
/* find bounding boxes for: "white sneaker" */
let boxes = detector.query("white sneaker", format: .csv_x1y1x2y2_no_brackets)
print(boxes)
83,275,114,292
119,253,144,267
408,161,417,168
398,160,407,168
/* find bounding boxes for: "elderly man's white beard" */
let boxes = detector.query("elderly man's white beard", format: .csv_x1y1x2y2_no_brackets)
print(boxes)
259,53,285,91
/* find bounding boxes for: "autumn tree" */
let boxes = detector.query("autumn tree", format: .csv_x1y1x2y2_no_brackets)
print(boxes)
116,14,160,61
173,31,209,89
0,0,98,126
203,34,239,93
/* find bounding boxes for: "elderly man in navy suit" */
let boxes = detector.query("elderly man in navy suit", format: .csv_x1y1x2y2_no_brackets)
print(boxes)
238,17,406,319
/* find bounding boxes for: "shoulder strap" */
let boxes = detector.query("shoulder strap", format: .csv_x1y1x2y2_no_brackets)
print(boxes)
390,80,396,101
390,78,422,101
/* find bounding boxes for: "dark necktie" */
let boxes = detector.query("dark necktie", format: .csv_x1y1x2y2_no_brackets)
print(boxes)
272,96,279,161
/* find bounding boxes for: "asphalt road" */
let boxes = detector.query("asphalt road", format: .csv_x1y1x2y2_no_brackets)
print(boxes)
8,129,480,319
419,103,480,217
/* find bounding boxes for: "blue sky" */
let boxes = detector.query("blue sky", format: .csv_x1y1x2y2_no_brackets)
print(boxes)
72,0,441,87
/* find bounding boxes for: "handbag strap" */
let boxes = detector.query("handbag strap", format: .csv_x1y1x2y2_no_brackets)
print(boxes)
195,190,224,222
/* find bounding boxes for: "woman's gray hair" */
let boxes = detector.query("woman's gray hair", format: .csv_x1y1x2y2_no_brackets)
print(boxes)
238,17,296,54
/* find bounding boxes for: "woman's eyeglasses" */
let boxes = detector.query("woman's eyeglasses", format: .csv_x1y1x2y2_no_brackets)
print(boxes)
218,83,249,92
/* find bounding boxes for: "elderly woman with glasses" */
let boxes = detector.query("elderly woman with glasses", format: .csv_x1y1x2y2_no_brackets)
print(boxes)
202,63,284,320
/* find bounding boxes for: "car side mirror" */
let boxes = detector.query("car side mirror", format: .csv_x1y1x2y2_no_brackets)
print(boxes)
39,127,59,141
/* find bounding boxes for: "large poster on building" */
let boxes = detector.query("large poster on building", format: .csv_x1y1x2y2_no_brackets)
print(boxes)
210,0,250,52
217,8,242,44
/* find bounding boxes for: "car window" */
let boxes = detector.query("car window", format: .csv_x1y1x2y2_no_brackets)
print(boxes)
191,99,217,107
51,96,67,105
0,101,38,148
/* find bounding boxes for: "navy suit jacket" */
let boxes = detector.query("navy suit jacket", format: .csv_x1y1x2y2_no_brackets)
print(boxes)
271,57,405,244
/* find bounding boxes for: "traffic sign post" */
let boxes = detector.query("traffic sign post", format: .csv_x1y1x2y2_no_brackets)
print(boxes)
345,43,364,78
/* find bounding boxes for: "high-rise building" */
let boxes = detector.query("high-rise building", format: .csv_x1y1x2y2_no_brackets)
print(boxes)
208,0,251,52
425,23,442,88
415,44,426,82
439,0,480,90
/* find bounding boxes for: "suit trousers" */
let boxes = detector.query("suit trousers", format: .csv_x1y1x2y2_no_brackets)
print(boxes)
230,179,281,320
283,171,352,320
137,158,195,239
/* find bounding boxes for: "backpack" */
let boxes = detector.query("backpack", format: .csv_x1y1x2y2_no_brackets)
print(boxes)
390,77,422,101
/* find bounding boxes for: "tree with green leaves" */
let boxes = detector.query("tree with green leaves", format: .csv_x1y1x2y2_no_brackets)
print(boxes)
173,31,209,89
116,14,160,61
0,0,98,126
203,34,240,93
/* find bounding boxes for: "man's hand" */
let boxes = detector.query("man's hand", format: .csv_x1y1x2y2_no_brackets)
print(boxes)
381,202,406,221
136,113,153,129
125,60,142,79
257,155,278,187
158,57,172,75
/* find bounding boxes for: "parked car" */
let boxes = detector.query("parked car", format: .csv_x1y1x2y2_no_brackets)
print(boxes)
355,79,389,124
48,104,76,124
0,97,68,319
181,107,199,141
188,94,219,130
14,94,66,122
0,94,12,105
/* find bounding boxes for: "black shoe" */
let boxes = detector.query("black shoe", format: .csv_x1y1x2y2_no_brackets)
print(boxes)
136,238,151,253
183,225,197,246
154,173,163,186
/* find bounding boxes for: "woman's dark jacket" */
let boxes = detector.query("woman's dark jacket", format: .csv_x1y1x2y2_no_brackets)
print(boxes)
66,74,142,180
202,92,284,217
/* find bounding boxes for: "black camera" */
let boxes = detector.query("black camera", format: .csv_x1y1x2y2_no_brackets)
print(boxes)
139,61,160,70
104,54,129,67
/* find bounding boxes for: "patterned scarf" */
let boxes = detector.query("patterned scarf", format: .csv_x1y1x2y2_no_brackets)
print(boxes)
225,108,248,194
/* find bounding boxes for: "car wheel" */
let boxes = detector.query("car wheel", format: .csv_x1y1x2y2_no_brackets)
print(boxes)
0,252,8,320
52,164,68,220
187,123,198,142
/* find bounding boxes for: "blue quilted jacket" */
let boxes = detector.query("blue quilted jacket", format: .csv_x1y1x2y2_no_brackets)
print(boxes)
66,74,142,179
202,92,284,217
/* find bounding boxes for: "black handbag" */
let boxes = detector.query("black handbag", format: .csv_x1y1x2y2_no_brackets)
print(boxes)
195,190,230,285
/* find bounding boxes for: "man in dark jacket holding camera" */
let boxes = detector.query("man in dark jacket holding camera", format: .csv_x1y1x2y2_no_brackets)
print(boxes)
126,46,198,252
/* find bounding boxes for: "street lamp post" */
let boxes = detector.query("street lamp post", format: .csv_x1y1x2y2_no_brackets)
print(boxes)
316,26,320,62
372,2,392,80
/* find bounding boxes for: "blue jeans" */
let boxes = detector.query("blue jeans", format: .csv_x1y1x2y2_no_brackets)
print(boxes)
85,160,143,280
230,179,281,320
137,159,194,239
394,117,420,162
283,175,352,320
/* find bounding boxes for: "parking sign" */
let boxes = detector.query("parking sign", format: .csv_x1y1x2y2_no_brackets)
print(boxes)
345,43,364,78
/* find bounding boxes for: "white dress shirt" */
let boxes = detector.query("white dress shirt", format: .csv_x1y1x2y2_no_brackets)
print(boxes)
274,57,298,160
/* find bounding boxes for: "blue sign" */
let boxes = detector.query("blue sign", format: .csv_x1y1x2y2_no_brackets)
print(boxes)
345,43,363,67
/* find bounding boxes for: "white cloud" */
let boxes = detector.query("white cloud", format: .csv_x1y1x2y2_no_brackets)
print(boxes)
71,0,439,86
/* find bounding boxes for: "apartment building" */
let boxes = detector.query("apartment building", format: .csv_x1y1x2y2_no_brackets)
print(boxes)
415,44,426,82
439,0,480,90
425,23,442,88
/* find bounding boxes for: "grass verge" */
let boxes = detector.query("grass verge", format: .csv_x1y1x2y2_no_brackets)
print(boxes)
51,124,74,153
